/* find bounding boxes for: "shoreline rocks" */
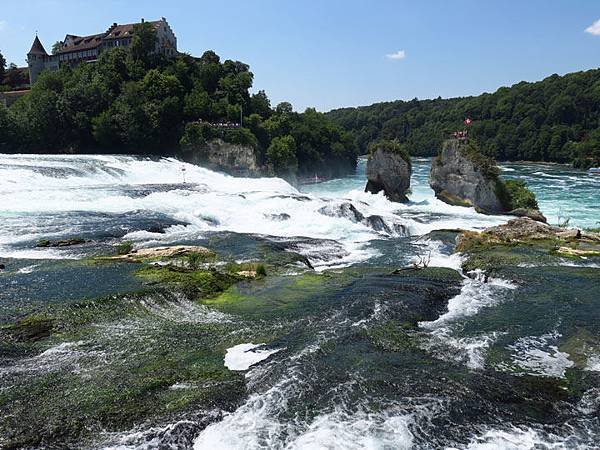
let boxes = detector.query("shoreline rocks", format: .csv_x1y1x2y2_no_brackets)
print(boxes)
365,141,412,203
110,245,214,261
456,217,600,254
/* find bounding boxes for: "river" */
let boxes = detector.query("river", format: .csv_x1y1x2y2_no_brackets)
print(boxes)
0,154,598,449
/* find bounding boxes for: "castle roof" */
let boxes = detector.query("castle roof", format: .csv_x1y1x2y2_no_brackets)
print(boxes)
58,33,104,54
28,36,48,56
104,20,163,40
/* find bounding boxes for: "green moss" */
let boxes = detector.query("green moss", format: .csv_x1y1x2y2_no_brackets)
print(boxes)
366,320,420,352
437,190,473,207
458,140,499,180
115,241,134,255
136,265,239,299
4,314,54,342
368,139,411,166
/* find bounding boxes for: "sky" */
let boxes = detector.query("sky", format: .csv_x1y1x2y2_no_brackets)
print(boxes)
1,0,600,111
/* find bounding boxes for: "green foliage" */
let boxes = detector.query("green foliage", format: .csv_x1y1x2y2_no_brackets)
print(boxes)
0,38,357,176
0,50,6,81
130,22,158,66
116,241,134,255
255,264,267,277
51,41,63,55
327,69,600,167
187,252,207,270
368,139,411,165
263,107,359,177
459,140,500,180
267,135,298,175
496,179,539,211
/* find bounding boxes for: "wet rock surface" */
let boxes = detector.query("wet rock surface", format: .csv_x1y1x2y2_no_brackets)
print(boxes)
365,147,412,202
430,139,504,213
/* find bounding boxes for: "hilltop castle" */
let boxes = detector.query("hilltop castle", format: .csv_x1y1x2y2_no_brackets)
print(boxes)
27,17,177,85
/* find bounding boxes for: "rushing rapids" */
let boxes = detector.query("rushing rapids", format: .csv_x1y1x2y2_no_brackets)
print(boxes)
0,154,599,449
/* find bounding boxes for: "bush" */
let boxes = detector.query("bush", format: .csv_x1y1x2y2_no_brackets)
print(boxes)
368,139,411,165
116,241,134,255
187,252,206,270
222,127,258,148
266,135,298,176
460,140,500,180
255,264,267,277
496,179,538,210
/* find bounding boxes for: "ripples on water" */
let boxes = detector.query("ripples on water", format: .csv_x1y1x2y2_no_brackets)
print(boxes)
0,154,598,449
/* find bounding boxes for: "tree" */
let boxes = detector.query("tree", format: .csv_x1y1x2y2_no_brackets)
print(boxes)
267,135,298,175
250,90,272,118
130,21,157,65
52,41,63,55
0,51,6,84
275,102,293,115
5,64,25,88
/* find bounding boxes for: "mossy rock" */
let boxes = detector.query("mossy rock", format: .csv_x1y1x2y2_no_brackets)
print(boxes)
4,314,54,342
135,265,240,300
437,190,473,207
366,320,421,352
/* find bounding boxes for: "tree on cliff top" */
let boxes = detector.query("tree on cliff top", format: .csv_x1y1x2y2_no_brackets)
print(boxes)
368,140,411,166
0,51,6,84
130,22,157,66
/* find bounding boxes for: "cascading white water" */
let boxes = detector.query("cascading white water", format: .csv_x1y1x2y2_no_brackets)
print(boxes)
0,154,506,267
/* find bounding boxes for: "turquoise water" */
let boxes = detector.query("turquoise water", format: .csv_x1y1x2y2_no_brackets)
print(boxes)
0,154,599,449
303,157,600,229
501,162,600,229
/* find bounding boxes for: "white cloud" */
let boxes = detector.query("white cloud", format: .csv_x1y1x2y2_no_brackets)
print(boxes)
386,50,406,60
585,19,600,35
0,20,7,32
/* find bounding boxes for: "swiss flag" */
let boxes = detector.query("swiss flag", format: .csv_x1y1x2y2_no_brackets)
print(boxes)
464,118,473,125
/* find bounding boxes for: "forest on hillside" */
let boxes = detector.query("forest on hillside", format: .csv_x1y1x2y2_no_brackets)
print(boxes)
0,23,358,178
327,69,600,168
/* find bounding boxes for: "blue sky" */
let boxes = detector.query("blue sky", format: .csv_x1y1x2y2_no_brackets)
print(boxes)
1,0,600,111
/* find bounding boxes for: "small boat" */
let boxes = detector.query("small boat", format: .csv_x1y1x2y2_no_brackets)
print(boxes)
589,167,600,174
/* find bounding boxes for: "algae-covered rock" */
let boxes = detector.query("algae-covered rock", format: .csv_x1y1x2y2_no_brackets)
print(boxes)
365,140,412,202
111,245,214,261
508,208,547,223
455,217,593,252
455,217,600,273
36,238,86,248
4,314,54,342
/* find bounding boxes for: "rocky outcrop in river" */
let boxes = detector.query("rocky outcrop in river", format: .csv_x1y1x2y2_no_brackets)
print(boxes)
365,141,412,202
182,138,261,177
430,139,546,222
430,139,504,213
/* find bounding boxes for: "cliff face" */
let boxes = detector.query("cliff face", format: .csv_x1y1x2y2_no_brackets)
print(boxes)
429,139,504,213
182,139,261,177
365,147,412,203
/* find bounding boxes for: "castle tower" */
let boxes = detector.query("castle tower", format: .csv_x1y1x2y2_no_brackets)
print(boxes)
27,35,49,85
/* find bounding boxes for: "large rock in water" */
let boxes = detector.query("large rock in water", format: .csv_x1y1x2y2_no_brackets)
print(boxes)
365,146,411,202
429,139,504,213
182,138,261,177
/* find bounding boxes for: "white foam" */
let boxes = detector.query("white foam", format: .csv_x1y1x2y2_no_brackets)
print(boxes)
453,426,561,450
499,332,574,378
0,154,509,266
585,355,600,372
420,273,516,330
224,343,281,371
286,409,414,450
419,271,515,370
